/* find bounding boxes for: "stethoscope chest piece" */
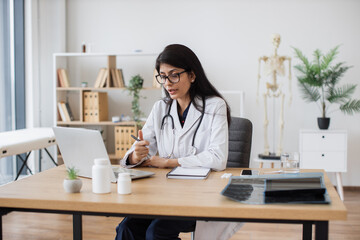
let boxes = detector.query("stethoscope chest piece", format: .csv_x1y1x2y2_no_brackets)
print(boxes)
190,146,197,155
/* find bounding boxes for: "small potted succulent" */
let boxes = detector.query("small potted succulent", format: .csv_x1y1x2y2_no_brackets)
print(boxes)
63,167,82,193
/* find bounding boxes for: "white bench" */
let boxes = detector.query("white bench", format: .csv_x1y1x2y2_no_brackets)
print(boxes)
0,128,57,180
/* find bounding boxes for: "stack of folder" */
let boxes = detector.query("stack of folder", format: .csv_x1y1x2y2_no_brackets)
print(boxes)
221,173,331,204
114,126,137,158
83,91,108,122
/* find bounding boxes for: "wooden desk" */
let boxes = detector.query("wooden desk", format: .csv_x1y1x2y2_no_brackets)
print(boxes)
0,166,347,240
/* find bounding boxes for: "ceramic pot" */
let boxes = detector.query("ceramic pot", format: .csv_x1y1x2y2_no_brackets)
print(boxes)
317,117,330,130
63,178,82,193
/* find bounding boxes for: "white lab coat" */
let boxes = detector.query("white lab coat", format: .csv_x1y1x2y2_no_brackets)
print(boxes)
120,96,243,239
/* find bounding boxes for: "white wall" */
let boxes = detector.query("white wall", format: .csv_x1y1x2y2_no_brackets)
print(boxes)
26,0,66,171
36,0,360,185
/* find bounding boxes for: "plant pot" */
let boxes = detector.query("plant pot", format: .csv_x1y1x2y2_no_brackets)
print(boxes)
317,117,330,130
63,178,83,193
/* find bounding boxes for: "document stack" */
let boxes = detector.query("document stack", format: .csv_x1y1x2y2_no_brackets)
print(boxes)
114,126,138,158
83,91,108,122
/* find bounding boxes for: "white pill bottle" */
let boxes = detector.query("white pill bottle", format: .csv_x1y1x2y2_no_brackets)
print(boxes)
117,172,131,194
92,158,111,194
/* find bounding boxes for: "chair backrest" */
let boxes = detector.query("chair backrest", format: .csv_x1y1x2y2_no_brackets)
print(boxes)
227,117,253,168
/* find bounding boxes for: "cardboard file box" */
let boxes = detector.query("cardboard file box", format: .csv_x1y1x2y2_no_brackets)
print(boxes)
115,126,137,158
83,91,108,122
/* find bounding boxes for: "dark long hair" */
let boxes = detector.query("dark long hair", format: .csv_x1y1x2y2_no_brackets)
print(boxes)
155,44,231,124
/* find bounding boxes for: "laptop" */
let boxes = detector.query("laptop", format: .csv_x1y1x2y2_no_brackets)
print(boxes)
52,127,154,182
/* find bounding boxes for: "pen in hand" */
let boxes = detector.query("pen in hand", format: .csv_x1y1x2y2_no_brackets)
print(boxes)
131,133,151,159
130,134,141,142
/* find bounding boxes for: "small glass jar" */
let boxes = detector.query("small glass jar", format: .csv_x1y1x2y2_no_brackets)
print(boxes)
280,153,289,169
117,172,131,194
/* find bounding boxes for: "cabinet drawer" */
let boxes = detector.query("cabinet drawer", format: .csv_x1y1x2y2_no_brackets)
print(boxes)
300,152,346,172
301,133,346,152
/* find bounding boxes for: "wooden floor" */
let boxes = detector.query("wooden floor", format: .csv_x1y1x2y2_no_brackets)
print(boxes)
2,189,359,240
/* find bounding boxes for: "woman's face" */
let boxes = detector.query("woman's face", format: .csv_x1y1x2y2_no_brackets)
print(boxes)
159,63,195,102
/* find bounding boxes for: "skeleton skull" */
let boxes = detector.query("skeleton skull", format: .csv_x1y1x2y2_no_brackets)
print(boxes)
271,33,281,48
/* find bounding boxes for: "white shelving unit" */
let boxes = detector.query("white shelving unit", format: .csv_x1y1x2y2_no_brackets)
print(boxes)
53,52,160,163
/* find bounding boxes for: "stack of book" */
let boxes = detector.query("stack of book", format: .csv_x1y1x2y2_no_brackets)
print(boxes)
57,68,70,87
94,68,125,88
114,126,137,158
57,101,74,122
83,91,108,122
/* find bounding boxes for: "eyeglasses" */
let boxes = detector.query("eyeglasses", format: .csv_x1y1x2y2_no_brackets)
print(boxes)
155,70,188,84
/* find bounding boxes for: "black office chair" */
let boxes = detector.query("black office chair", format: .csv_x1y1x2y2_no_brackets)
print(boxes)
190,117,253,240
227,117,253,168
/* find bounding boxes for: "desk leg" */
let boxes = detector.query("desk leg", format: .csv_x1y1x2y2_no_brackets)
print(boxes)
73,213,82,240
315,221,328,240
336,172,344,201
0,213,2,240
302,223,312,240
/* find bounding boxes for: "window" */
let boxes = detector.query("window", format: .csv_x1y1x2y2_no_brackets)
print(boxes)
0,0,25,185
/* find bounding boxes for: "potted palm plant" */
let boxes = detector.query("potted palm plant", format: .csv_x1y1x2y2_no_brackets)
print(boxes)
127,74,144,126
293,46,360,129
63,167,82,193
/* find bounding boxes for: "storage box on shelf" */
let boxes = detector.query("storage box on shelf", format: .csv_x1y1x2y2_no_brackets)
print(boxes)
115,126,138,158
299,129,347,200
53,52,160,164
83,91,108,122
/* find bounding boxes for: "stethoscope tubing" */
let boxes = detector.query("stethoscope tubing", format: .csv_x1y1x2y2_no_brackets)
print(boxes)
160,97,206,150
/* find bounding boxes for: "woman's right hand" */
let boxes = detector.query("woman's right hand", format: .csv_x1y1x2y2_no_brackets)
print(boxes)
129,130,150,164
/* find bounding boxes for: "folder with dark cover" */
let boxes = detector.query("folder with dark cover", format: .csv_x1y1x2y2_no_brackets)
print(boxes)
265,177,326,197
167,167,211,179
264,177,328,204
221,172,330,204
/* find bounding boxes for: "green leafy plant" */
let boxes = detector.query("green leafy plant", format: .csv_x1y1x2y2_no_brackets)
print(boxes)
127,74,144,123
66,167,79,180
293,46,360,118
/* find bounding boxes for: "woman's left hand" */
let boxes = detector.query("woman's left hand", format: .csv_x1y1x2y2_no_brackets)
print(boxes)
142,156,179,168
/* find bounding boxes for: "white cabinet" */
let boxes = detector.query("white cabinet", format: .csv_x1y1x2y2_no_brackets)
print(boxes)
299,130,347,172
299,129,347,200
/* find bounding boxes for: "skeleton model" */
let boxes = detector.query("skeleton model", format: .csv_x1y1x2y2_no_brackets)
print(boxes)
257,34,292,157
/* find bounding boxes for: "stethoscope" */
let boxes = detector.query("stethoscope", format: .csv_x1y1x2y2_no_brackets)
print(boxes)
160,97,206,158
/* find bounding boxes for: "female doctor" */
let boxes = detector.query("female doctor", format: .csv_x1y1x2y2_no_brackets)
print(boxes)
115,44,242,240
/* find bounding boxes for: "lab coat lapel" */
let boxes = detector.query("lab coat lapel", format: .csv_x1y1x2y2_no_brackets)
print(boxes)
169,100,182,131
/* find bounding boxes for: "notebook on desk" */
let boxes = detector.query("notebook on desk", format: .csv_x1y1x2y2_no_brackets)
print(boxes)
166,167,211,179
53,127,154,182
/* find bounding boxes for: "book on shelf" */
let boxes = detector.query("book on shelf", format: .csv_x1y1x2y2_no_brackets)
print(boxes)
57,102,67,121
94,68,106,88
94,68,124,88
57,68,70,87
99,69,108,88
110,69,119,87
57,101,74,122
61,102,71,121
117,69,125,87
65,102,75,121
57,69,63,87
